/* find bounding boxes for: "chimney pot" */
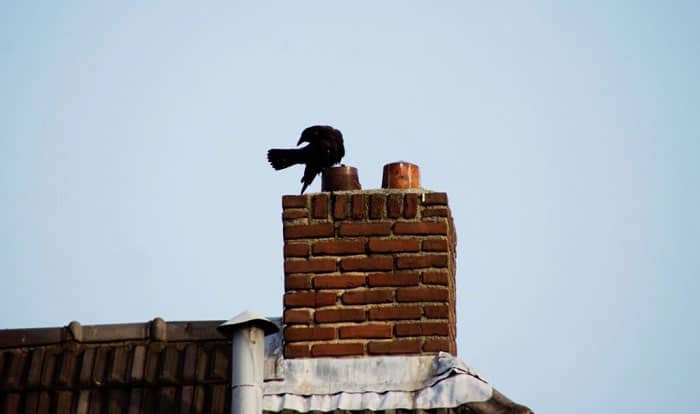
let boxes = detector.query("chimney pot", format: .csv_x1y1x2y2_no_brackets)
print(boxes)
322,165,361,191
382,162,420,189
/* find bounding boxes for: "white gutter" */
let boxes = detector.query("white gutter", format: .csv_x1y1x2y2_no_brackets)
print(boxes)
218,310,279,414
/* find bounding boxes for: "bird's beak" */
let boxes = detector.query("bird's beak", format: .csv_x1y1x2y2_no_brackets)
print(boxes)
296,137,304,146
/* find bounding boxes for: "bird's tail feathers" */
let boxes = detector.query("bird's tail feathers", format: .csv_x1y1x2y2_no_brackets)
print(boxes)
299,164,318,194
267,148,304,170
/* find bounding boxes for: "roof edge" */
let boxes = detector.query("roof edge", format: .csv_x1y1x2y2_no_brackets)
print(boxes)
0,319,228,348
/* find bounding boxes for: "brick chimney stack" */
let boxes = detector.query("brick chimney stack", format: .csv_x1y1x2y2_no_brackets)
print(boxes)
281,190,457,358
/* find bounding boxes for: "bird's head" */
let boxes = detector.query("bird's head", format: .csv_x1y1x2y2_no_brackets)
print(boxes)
297,125,340,146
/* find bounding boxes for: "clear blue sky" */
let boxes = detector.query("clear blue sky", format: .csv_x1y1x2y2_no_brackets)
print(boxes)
1,2,698,413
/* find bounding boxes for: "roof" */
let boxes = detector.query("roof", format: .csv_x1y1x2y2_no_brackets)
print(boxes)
0,319,231,414
0,319,532,413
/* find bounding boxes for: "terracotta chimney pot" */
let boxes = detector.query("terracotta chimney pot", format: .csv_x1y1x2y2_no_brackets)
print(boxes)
382,162,421,189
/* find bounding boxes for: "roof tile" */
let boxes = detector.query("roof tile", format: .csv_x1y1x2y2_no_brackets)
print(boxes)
56,390,73,413
26,348,45,388
157,386,177,414
129,345,146,383
195,346,209,383
210,384,228,414
0,350,24,390
0,327,62,349
209,344,229,381
180,385,196,413
141,387,156,413
56,349,77,388
79,348,96,387
192,385,206,413
127,388,142,414
83,323,148,343
160,345,180,384
107,388,129,412
76,390,90,414
144,343,163,385
182,344,198,383
38,390,51,414
108,346,129,385
92,347,110,387
25,391,41,413
40,348,57,389
2,392,20,413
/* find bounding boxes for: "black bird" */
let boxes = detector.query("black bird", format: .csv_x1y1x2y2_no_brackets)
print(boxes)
267,125,345,194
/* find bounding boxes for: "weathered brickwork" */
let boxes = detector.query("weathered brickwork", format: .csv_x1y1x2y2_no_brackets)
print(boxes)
281,190,457,358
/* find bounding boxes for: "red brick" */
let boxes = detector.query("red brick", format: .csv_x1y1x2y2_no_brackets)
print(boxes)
368,272,420,287
284,309,312,324
284,243,309,257
339,222,392,236
284,292,337,308
422,272,449,285
285,258,337,273
396,287,449,302
314,275,366,289
422,207,448,217
367,340,422,355
352,194,366,219
368,306,422,320
395,254,448,269
404,194,418,218
283,195,307,209
368,238,420,253
387,194,403,218
285,275,312,290
282,209,308,220
423,339,452,353
312,194,329,219
284,343,310,358
340,256,393,271
339,324,393,339
422,239,448,252
424,192,448,205
312,240,365,255
311,343,364,357
394,222,447,235
315,308,366,323
395,322,449,337
423,305,449,318
333,194,349,219
370,194,386,219
284,223,334,239
342,289,394,305
284,326,335,342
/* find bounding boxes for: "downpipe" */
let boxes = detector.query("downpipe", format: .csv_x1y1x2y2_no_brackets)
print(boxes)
218,311,279,414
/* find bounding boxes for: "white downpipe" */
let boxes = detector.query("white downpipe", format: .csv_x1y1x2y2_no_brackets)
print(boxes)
230,325,266,414
218,310,279,414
